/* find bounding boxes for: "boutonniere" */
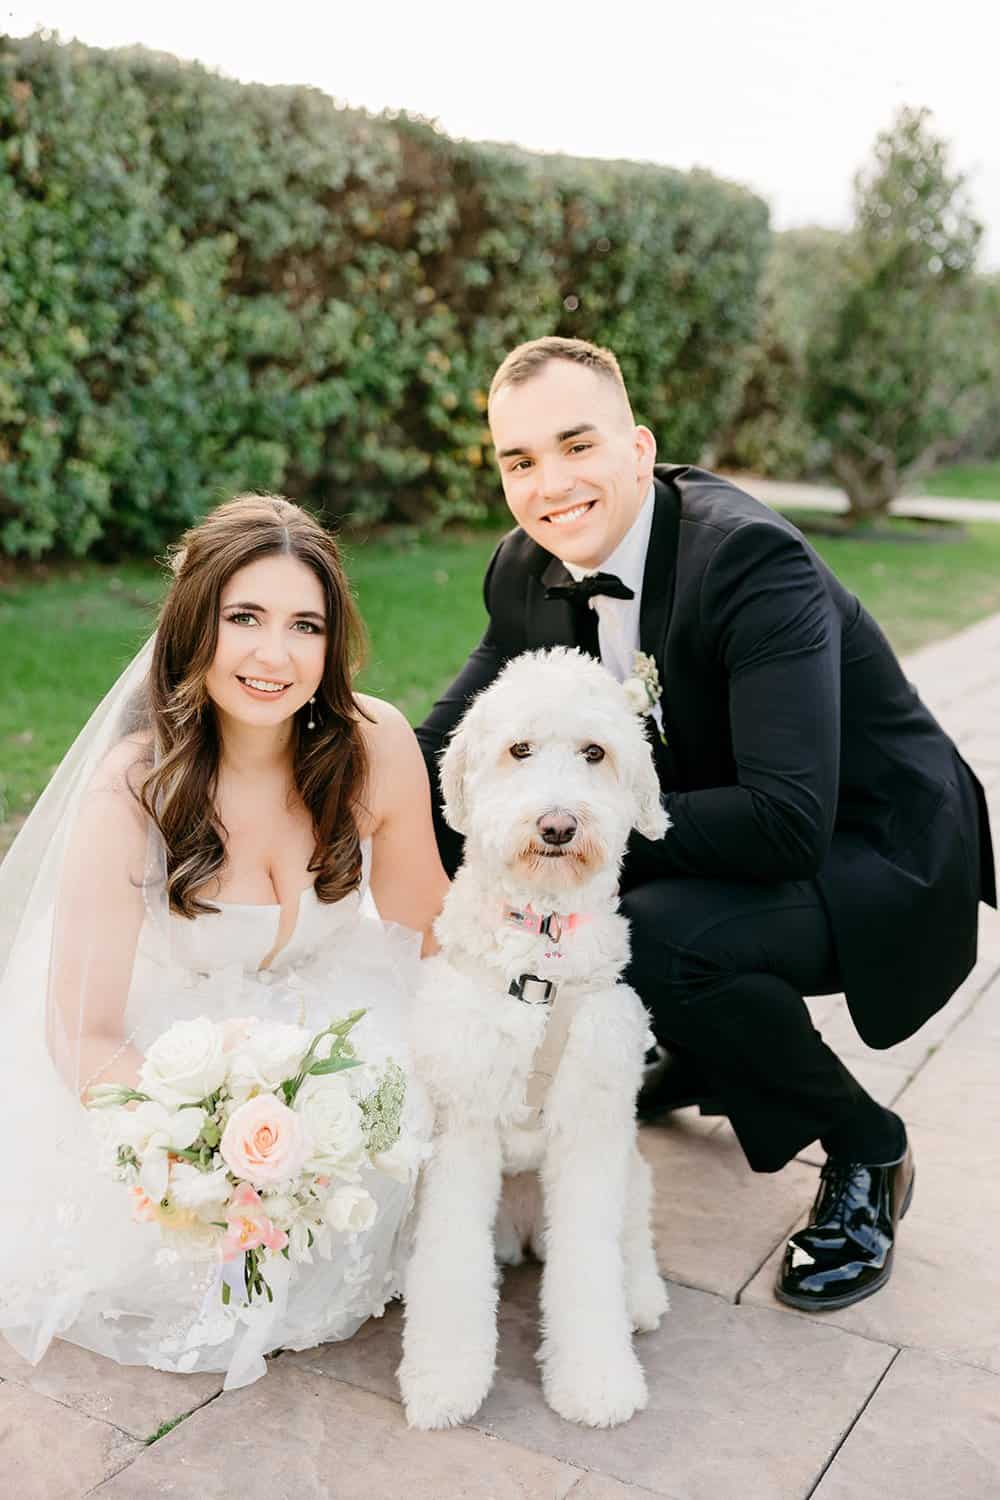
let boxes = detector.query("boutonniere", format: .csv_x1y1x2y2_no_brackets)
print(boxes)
622,651,667,744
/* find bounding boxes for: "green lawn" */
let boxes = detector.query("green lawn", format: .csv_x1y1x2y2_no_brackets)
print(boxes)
5,519,1000,842
923,460,1000,500
0,534,500,834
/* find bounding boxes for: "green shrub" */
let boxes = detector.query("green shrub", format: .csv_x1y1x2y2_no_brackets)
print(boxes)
0,33,768,557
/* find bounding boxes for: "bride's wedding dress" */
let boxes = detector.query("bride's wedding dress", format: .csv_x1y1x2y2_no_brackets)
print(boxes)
1,777,429,1389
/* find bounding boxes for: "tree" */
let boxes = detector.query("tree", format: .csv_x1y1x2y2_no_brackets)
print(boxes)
713,226,844,478
804,107,990,521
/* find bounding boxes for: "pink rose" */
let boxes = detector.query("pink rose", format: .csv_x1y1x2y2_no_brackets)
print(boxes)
220,1183,288,1262
220,1093,309,1188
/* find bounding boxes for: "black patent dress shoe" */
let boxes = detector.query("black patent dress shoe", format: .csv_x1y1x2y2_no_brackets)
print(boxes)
636,1048,724,1122
775,1143,915,1312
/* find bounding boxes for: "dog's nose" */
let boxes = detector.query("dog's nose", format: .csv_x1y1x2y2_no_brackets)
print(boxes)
537,811,578,846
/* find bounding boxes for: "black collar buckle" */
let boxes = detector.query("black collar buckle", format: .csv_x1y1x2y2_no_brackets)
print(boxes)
508,973,557,1006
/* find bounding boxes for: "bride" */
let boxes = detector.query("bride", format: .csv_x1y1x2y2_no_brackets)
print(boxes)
0,494,449,1389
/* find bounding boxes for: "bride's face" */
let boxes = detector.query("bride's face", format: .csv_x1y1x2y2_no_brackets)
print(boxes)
204,554,328,729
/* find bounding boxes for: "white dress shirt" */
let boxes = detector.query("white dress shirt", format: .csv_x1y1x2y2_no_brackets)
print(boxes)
563,483,662,731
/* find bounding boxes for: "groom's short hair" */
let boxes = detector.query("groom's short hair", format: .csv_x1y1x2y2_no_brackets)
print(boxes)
489,336,634,419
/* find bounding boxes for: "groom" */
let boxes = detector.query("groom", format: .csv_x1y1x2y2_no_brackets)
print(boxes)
416,336,996,1311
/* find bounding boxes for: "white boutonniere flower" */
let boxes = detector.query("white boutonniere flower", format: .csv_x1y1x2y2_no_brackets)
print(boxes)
622,651,667,744
623,650,661,714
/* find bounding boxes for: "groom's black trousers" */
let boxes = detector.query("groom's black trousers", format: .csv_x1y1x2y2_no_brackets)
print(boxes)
620,869,874,1173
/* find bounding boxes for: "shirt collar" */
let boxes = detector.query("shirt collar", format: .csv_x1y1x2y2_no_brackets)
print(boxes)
563,483,655,588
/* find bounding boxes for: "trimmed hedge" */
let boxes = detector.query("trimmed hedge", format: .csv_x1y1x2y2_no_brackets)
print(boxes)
0,33,769,557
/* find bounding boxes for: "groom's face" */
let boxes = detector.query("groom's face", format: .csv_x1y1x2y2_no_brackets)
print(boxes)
489,361,656,569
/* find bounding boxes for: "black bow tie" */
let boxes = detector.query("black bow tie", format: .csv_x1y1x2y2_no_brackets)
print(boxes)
544,571,635,605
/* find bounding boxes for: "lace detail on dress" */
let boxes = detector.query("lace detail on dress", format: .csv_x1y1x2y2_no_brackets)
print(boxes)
0,839,429,1390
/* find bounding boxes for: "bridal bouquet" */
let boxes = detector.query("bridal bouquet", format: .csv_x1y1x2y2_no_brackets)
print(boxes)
87,1010,412,1306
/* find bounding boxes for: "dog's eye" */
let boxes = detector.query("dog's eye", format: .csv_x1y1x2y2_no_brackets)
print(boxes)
581,744,605,763
509,742,532,760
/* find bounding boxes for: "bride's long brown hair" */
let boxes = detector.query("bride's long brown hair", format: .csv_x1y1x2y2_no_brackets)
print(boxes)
139,495,370,918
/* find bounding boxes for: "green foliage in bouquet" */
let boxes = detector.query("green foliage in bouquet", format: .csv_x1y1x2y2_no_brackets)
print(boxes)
0,32,768,557
359,1060,406,1155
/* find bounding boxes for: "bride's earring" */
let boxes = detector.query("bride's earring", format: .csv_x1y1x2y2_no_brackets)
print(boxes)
307,697,317,731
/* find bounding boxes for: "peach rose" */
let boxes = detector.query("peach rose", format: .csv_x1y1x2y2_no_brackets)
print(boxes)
220,1093,309,1188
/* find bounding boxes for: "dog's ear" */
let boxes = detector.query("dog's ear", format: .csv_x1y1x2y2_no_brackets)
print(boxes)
439,720,472,834
632,741,670,842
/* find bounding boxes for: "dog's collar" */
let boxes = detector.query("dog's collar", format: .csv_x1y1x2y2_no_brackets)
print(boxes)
501,905,591,943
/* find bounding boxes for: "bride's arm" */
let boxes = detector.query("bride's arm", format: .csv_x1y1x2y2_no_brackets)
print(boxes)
361,698,450,955
48,745,150,1097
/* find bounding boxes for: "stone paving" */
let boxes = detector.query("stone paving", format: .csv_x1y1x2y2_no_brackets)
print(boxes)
4,614,1000,1498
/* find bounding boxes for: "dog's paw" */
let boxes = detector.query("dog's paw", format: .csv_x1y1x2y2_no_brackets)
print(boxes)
494,1212,525,1267
541,1347,648,1428
629,1270,670,1332
528,1223,547,1262
495,1240,524,1267
398,1356,493,1431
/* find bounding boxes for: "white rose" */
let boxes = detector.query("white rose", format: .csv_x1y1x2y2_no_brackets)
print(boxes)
169,1162,230,1216
622,677,651,715
228,1022,308,1099
324,1184,377,1234
294,1075,366,1173
140,1018,228,1107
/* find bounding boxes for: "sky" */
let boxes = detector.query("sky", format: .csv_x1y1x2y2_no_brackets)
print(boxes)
6,0,1000,268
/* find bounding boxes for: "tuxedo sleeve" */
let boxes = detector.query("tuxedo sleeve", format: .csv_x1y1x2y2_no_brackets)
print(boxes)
648,524,842,882
415,543,510,874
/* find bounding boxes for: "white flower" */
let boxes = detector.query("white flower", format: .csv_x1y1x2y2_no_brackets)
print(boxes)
294,1074,366,1175
117,1101,207,1201
287,1220,314,1264
372,1134,423,1183
622,677,651,714
622,650,662,717
261,1192,297,1227
169,1162,230,1216
139,1018,228,1107
324,1184,377,1234
227,1022,308,1099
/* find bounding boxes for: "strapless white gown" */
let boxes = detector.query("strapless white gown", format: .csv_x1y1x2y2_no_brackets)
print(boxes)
0,843,430,1390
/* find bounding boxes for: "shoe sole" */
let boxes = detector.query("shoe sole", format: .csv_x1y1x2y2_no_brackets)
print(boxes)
772,1167,915,1314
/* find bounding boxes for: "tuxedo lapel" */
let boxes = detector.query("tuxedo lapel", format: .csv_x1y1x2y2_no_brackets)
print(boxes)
639,475,683,788
638,475,682,663
524,554,583,650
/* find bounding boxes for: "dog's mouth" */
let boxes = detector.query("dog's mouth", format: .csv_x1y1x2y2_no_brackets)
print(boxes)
515,838,602,881
521,840,581,860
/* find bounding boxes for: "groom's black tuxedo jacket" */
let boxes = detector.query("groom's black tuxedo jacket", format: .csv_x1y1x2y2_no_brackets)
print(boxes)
417,466,996,1050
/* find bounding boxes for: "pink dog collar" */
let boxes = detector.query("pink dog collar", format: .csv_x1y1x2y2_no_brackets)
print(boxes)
502,906,591,943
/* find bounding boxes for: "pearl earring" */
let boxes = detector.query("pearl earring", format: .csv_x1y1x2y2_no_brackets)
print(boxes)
307,696,316,731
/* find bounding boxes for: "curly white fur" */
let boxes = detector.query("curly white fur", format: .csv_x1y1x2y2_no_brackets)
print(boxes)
399,649,670,1430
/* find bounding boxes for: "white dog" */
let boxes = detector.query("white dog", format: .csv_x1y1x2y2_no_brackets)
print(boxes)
399,648,670,1431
